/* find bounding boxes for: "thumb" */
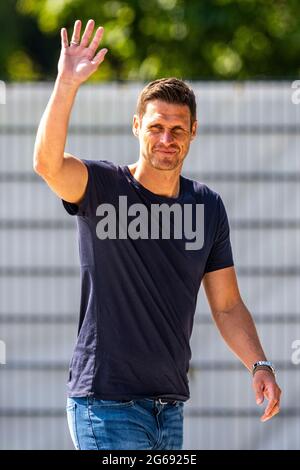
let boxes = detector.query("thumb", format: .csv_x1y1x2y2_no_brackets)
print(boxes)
91,48,108,66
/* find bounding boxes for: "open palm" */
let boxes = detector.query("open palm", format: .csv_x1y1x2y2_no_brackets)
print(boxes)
58,19,108,86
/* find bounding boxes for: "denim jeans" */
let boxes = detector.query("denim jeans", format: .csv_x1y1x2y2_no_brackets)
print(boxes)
66,396,184,450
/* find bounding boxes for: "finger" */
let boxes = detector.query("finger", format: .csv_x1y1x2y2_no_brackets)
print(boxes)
263,398,279,419
80,19,95,47
255,391,264,405
261,404,280,422
254,384,265,405
88,27,104,56
61,28,69,49
91,48,108,66
265,400,279,416
70,19,82,46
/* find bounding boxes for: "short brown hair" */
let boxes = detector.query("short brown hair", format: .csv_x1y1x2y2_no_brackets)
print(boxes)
136,78,197,128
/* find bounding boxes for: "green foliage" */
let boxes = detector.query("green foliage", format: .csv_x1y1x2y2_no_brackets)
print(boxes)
2,0,300,81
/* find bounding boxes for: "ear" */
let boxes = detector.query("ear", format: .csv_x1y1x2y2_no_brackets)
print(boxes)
190,120,198,141
132,114,140,138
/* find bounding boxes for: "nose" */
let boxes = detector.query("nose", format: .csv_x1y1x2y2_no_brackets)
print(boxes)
160,130,174,144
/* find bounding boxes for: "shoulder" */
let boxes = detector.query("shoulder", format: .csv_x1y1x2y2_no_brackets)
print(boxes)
81,159,122,186
182,174,223,207
81,158,118,174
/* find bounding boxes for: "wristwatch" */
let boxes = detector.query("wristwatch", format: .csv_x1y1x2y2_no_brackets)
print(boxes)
252,361,276,377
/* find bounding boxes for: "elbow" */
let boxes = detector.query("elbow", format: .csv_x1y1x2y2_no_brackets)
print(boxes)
33,158,46,176
212,298,244,321
33,159,52,178
33,154,62,179
33,148,47,175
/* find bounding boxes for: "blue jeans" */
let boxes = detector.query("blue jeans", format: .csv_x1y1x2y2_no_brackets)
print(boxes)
66,396,184,450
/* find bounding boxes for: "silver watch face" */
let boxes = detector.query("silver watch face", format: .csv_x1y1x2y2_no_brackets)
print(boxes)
253,361,272,368
252,361,275,374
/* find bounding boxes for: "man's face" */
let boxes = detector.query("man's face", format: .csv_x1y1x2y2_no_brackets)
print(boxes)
133,100,197,171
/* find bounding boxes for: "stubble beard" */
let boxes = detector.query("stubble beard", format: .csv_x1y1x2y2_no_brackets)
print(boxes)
145,149,183,171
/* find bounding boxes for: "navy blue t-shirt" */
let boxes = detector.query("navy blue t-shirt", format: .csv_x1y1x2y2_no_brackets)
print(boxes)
62,160,234,402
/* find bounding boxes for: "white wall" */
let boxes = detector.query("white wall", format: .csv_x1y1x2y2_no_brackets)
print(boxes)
0,81,299,449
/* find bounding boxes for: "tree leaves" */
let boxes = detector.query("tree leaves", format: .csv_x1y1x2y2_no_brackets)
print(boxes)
4,0,300,81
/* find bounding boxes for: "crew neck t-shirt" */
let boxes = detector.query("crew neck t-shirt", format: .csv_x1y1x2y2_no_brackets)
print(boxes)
62,159,234,402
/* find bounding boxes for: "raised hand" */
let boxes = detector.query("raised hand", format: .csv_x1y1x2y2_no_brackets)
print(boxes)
57,19,108,87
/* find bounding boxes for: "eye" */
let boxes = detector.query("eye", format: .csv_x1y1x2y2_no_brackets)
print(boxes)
172,128,185,136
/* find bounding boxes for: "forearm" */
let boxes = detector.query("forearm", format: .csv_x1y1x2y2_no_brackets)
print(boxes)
213,299,267,371
33,77,79,177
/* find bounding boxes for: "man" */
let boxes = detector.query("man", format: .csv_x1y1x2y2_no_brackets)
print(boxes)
33,19,281,450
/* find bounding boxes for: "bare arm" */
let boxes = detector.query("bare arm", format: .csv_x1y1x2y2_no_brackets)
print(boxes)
33,19,108,204
203,266,266,370
203,266,282,422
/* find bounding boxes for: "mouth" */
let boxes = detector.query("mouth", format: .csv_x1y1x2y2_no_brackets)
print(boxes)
155,149,178,154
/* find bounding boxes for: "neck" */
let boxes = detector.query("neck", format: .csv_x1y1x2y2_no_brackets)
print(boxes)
128,159,182,198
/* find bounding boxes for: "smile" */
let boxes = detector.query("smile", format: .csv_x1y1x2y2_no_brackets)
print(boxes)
156,149,177,154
